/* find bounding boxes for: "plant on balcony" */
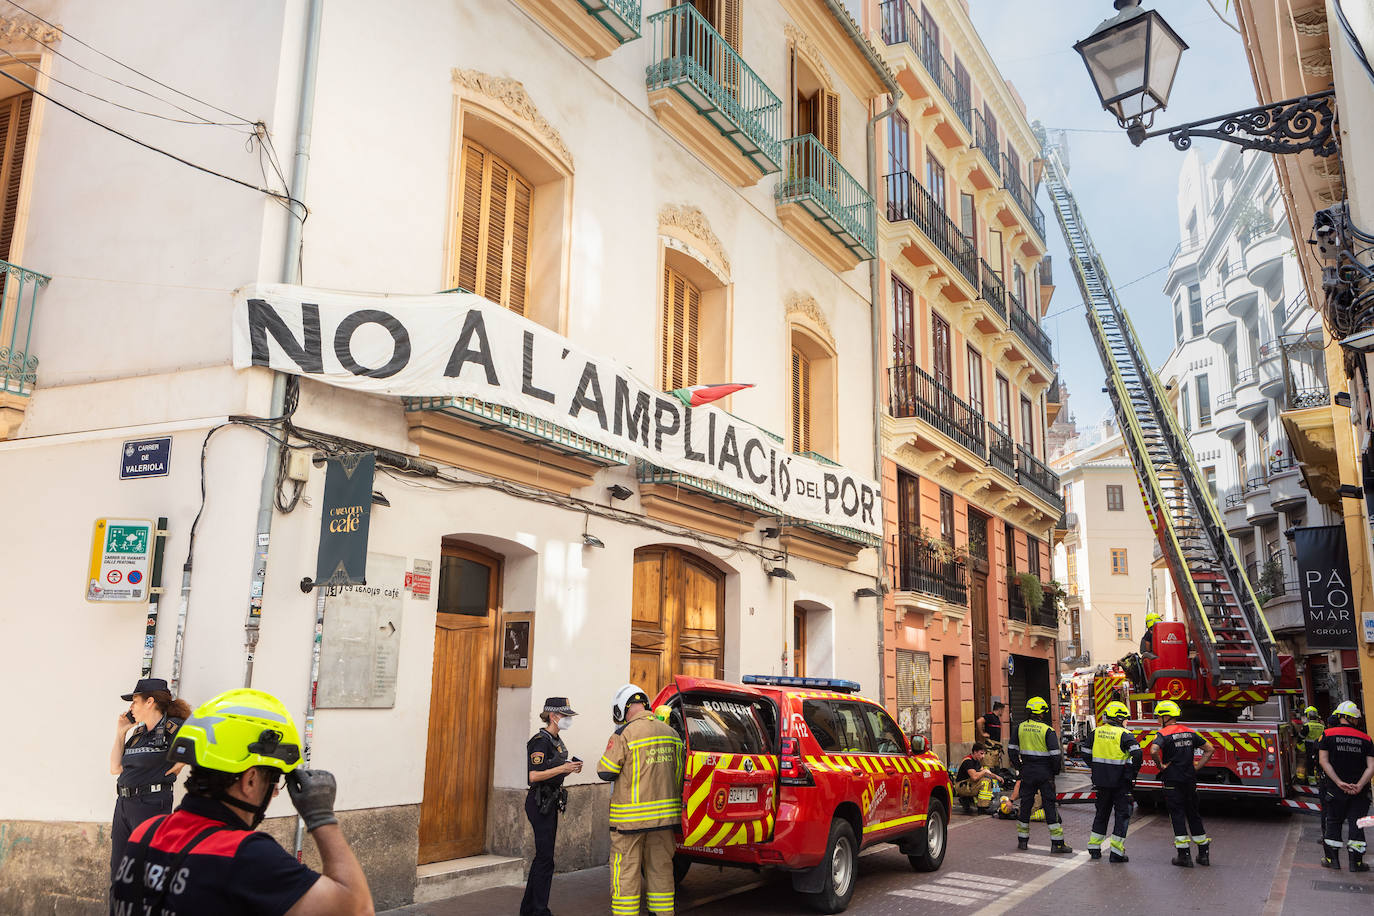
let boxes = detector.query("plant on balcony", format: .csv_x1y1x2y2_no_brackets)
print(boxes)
1234,200,1273,246
912,528,967,563
1254,558,1285,606
1015,572,1045,612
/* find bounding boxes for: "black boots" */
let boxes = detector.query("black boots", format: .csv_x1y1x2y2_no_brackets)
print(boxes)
1050,839,1073,854
1088,848,1102,860
1351,851,1368,873
1196,845,1209,867
1109,851,1129,863
1017,837,1029,850
1172,848,1193,868
1322,847,1340,869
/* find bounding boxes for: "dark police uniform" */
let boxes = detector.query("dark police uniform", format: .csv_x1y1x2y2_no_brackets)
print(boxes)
1156,724,1210,852
111,715,183,879
1082,724,1142,857
521,727,570,916
1317,724,1374,861
110,795,318,915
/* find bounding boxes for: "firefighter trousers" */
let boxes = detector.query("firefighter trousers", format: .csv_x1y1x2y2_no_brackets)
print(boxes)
1163,782,1209,848
610,827,675,915
1088,784,1132,853
1321,787,1370,853
1017,773,1063,840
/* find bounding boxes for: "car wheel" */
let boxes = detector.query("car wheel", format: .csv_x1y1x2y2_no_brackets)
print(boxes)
908,798,947,872
806,818,858,914
672,854,690,886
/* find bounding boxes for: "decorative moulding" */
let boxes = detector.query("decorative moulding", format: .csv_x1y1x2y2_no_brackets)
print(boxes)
785,293,835,350
452,68,572,169
785,25,835,93
658,204,731,278
0,14,60,46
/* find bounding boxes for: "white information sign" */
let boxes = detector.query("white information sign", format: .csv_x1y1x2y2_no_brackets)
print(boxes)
317,553,405,708
1362,610,1374,645
86,518,153,603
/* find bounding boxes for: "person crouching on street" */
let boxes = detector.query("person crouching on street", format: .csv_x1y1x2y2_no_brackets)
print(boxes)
1008,697,1071,853
521,697,582,916
598,684,683,916
1317,700,1374,872
1150,700,1212,867
109,677,191,881
1082,701,1142,862
954,743,997,814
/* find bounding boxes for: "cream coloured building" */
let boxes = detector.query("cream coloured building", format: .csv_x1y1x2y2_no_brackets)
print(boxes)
0,1,899,910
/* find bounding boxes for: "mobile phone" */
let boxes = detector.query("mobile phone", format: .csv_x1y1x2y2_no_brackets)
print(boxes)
125,711,135,723
571,756,581,762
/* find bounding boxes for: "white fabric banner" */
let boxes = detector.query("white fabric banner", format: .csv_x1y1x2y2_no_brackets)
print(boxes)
231,285,881,536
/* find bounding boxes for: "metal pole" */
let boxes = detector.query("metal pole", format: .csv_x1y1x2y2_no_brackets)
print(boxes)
169,560,193,697
293,586,327,859
140,517,169,678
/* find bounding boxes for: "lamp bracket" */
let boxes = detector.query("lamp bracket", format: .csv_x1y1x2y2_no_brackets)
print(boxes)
1133,90,1337,157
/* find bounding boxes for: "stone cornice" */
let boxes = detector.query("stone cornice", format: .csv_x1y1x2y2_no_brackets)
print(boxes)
0,13,60,46
785,25,835,93
785,292,836,350
658,204,730,278
452,68,572,169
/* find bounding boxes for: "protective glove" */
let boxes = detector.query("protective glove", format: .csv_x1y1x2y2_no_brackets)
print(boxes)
287,768,339,831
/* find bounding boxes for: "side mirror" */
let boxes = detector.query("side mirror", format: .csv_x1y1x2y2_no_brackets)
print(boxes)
909,734,928,754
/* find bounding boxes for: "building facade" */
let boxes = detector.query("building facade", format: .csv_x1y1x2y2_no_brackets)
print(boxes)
870,0,1062,763
0,1,898,909
1052,432,1155,671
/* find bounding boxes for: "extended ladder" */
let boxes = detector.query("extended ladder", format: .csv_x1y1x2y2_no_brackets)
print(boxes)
1036,128,1278,701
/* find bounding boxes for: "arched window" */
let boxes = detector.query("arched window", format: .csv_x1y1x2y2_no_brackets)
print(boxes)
788,324,836,458
661,265,701,390
454,141,533,316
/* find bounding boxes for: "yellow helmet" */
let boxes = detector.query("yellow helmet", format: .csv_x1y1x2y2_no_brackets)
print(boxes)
1026,697,1049,715
1154,700,1182,719
1146,612,1162,627
1304,705,1319,717
1103,701,1130,720
168,688,303,774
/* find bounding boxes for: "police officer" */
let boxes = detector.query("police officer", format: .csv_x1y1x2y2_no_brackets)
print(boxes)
1149,699,1213,867
109,677,191,880
1082,701,1142,862
598,684,684,916
1008,697,1071,853
109,687,374,915
1317,700,1374,871
1300,705,1325,786
521,697,582,916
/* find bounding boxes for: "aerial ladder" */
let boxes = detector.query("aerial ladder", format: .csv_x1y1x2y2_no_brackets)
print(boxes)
1037,127,1301,802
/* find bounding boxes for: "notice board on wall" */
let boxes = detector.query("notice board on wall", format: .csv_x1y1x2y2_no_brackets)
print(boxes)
317,552,405,708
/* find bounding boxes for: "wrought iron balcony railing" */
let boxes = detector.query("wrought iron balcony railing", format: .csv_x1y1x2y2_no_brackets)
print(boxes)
1000,153,1045,241
646,3,783,174
1016,444,1063,510
885,170,978,287
0,261,52,396
1039,254,1053,288
987,422,1015,479
978,257,1007,320
1285,385,1330,410
969,106,1001,177
878,0,971,133
892,527,968,605
777,133,876,259
1008,290,1053,365
582,0,642,44
889,362,987,459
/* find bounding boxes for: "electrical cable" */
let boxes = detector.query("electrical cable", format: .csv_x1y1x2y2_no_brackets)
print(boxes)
0,68,306,213
1333,0,1374,89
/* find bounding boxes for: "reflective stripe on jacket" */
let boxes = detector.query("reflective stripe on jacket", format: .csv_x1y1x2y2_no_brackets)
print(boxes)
1010,719,1060,773
597,712,684,832
1088,724,1142,788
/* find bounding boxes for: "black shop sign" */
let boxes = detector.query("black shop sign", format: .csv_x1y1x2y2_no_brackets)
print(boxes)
315,452,375,587
1294,524,1357,649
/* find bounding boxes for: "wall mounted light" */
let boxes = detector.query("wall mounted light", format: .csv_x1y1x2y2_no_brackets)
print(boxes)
607,484,634,501
767,566,796,581
582,533,606,548
1334,391,1352,408
854,586,885,598
1338,484,1365,500
371,490,390,507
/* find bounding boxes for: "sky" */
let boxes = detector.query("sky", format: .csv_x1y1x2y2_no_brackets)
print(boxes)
966,0,1262,436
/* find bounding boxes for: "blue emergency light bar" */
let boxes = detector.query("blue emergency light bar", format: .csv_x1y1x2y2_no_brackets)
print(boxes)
742,675,861,693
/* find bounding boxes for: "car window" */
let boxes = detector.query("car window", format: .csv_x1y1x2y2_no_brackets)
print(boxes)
803,700,842,751
861,705,908,755
829,702,877,754
682,693,773,754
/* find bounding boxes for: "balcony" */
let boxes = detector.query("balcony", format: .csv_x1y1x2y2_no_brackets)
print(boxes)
1234,367,1267,419
1285,385,1330,411
1007,578,1058,631
0,261,53,439
1268,456,1307,510
1000,153,1046,244
1244,231,1287,291
634,459,773,540
1046,374,1063,424
892,528,968,606
776,134,876,271
987,422,1016,479
1039,255,1055,310
1225,276,1259,319
1213,389,1244,438
878,0,972,146
1257,344,1286,397
1244,470,1277,523
885,170,978,291
1222,490,1250,534
968,107,1001,185
1008,290,1054,367
889,362,986,459
977,257,1007,322
1204,291,1233,341
1281,386,1341,508
1016,445,1063,511
646,3,782,186
511,0,640,60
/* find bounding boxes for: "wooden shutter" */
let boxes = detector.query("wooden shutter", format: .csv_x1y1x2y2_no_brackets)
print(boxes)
660,266,700,390
718,0,741,50
0,93,31,264
821,90,839,159
453,141,532,315
791,346,811,453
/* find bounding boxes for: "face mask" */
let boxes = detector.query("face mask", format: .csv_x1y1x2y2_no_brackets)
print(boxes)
557,716,573,731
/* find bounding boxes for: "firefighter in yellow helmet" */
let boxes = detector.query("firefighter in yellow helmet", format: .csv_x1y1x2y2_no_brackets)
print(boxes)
109,688,373,915
1008,697,1071,853
598,684,684,916
1140,612,1162,660
1150,700,1213,867
1300,705,1326,786
1081,701,1143,862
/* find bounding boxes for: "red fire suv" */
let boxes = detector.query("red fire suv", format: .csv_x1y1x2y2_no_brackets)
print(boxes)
651,674,951,913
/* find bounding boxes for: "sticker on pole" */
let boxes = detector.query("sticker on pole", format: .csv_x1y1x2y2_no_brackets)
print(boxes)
87,518,153,603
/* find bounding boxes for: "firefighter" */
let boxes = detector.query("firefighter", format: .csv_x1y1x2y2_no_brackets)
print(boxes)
597,684,684,916
954,743,998,814
1300,705,1325,786
1008,696,1071,853
1317,700,1374,871
1082,700,1142,862
1139,612,1161,660
1149,699,1213,867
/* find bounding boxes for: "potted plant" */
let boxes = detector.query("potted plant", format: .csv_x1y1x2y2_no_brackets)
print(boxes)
1234,199,1273,247
1015,571,1045,612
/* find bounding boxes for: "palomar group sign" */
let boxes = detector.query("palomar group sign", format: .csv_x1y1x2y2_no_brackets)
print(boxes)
231,285,881,536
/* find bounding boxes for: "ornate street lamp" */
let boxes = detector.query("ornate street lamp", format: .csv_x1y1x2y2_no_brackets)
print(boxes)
1076,0,1337,156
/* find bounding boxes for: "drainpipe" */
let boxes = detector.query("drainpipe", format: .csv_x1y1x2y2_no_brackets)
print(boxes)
243,0,324,688
867,89,900,704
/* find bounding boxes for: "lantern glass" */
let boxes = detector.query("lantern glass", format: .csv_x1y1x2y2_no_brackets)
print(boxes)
1075,6,1187,126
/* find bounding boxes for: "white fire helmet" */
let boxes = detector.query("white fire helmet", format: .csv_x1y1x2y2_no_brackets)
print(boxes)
612,683,650,724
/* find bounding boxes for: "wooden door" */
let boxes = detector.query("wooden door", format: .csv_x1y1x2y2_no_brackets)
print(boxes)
793,608,807,677
932,313,952,390
419,544,501,863
632,547,725,702
971,571,991,715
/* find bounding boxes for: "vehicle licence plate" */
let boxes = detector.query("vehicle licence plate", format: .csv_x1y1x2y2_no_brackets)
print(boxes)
727,786,758,805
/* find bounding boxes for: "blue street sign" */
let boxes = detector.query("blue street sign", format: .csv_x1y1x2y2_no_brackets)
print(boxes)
121,437,172,479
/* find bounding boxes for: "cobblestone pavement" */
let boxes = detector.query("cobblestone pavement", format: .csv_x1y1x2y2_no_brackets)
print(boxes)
384,791,1374,915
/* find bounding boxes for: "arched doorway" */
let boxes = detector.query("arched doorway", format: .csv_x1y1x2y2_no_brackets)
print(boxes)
631,546,726,701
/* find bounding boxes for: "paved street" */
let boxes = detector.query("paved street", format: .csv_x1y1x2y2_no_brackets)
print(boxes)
385,796,1374,916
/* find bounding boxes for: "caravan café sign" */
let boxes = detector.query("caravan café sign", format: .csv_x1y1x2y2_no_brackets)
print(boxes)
231,286,881,536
